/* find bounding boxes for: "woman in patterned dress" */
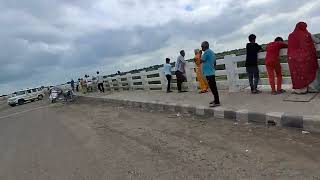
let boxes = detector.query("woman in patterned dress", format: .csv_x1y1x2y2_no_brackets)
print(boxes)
194,49,209,93
288,22,320,94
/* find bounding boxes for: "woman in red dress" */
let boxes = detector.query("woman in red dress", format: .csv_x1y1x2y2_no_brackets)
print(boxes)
288,22,320,94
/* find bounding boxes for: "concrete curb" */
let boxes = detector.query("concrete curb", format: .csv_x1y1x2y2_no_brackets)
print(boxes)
78,96,320,133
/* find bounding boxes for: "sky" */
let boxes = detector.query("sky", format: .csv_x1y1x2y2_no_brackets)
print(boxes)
0,0,320,95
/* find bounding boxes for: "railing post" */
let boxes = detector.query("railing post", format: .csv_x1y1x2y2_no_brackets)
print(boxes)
140,70,149,90
126,73,133,91
107,77,114,92
186,62,197,92
224,54,240,92
159,67,167,92
102,77,108,92
115,75,121,91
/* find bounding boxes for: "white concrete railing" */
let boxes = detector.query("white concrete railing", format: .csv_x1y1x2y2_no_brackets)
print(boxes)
102,44,320,93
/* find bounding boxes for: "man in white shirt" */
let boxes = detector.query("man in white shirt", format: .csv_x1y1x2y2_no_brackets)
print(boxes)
176,50,187,93
85,75,93,92
163,58,172,93
96,71,105,93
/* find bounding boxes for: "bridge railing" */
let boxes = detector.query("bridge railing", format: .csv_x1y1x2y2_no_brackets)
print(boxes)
102,44,320,93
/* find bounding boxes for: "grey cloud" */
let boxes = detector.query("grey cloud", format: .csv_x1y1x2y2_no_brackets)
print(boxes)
0,0,319,94
75,28,170,58
0,64,37,84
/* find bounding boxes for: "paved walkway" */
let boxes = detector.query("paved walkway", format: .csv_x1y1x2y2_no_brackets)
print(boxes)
82,90,320,116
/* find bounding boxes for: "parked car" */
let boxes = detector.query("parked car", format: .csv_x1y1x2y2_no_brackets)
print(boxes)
7,88,45,107
31,88,45,100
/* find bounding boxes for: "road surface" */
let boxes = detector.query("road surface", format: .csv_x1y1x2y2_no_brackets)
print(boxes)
0,99,320,179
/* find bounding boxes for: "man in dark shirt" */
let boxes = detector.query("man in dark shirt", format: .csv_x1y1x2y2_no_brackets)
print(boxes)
246,34,263,94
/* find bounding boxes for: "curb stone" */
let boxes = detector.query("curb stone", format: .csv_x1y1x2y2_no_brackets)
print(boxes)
148,101,158,111
266,112,284,127
248,112,266,124
224,110,237,121
303,116,320,133
236,109,248,122
164,102,177,112
204,107,214,117
213,107,226,119
281,113,303,129
78,96,320,134
195,105,206,116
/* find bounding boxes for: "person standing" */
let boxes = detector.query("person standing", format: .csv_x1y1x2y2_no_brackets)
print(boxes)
76,79,80,92
194,49,209,93
245,34,263,94
265,37,288,95
84,75,90,93
288,22,320,94
96,71,105,93
163,58,173,93
80,78,86,94
201,41,220,107
176,50,188,93
85,75,93,92
70,79,75,92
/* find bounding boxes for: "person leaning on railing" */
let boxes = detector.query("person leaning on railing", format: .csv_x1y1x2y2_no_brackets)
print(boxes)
265,37,288,95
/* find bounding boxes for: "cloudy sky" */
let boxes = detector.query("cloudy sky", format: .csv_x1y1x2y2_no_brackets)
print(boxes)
0,0,319,95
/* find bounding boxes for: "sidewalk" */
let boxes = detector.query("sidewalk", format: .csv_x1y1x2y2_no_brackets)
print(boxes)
79,90,320,133
82,90,320,116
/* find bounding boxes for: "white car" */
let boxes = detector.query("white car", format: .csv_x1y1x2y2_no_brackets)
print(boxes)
7,88,45,107
30,88,45,99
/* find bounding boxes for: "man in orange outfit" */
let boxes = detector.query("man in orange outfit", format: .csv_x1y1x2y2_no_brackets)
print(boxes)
265,37,288,95
194,49,209,93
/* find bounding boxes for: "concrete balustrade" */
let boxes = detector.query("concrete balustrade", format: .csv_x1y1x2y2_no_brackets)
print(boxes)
101,44,320,93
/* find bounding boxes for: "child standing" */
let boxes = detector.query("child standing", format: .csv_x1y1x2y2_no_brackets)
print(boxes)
265,37,288,95
163,58,173,93
246,34,263,94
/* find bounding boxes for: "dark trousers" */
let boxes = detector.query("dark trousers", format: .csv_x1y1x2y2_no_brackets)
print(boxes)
246,66,260,91
176,71,186,91
166,75,172,92
98,83,105,92
206,75,220,104
76,85,79,92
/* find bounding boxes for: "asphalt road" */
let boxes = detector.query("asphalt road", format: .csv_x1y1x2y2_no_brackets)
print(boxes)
0,99,320,179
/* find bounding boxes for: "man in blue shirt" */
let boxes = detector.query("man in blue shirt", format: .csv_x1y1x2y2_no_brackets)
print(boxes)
201,41,220,107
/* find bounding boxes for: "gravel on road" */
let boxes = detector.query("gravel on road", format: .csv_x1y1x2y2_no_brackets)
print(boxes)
0,99,320,179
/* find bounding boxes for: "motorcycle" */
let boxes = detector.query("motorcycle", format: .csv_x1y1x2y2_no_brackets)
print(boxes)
49,88,61,103
49,87,75,103
63,90,75,102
